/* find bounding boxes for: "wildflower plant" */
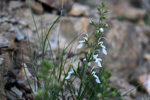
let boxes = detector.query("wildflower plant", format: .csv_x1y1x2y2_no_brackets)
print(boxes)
18,1,123,100
63,2,123,100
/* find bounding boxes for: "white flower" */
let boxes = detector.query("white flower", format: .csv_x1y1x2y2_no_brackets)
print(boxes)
77,43,83,49
102,48,107,55
77,33,88,49
98,41,107,55
90,20,94,24
65,69,74,80
99,28,104,33
83,58,86,61
83,58,91,66
93,54,102,67
88,62,91,66
92,71,100,83
105,24,108,28
83,37,88,41
97,30,100,33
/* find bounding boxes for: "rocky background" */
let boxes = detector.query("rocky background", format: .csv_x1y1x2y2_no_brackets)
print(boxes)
0,0,150,100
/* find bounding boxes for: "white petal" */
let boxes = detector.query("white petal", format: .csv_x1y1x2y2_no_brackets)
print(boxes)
88,62,91,66
95,78,100,83
83,37,88,41
83,58,86,61
97,58,102,62
93,73,100,83
92,71,96,75
102,48,107,55
97,61,102,67
98,41,103,45
77,43,83,49
79,40,85,43
97,30,100,33
65,69,74,80
65,75,71,80
68,70,74,75
93,54,98,59
101,44,106,49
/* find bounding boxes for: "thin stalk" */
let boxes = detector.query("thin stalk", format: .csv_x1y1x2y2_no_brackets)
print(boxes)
26,0,43,50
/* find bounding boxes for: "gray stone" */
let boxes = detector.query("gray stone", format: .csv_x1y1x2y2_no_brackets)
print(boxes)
102,20,141,80
8,1,24,10
68,3,90,17
38,0,73,10
11,87,23,99
0,36,10,48
0,22,10,33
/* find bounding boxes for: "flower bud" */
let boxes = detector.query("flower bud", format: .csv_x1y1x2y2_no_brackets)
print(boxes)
89,20,95,26
34,92,39,98
104,10,108,13
108,92,116,97
97,93,102,99
103,15,106,19
101,2,106,8
53,82,60,89
114,87,118,92
97,7,101,12
104,70,112,79
37,72,44,78
97,30,100,33
38,89,44,95
108,83,112,88
104,23,108,28
116,92,122,97
102,76,106,83
42,60,52,74
48,76,53,81
99,28,104,33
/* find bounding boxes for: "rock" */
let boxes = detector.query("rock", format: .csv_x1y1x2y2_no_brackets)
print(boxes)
135,26,149,45
0,52,13,100
0,17,16,24
16,63,37,92
9,24,15,32
107,4,146,20
0,62,7,100
11,86,23,99
0,22,10,34
143,53,150,61
6,91,18,100
0,58,4,65
109,76,137,99
26,0,43,14
42,16,92,52
142,26,150,37
68,3,90,17
8,1,24,10
60,17,90,41
15,26,25,41
38,0,73,10
0,36,10,48
102,20,141,80
2,32,16,50
21,9,41,32
19,20,28,27
136,74,150,95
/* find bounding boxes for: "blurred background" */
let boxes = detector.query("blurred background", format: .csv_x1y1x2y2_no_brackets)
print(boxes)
0,0,150,100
